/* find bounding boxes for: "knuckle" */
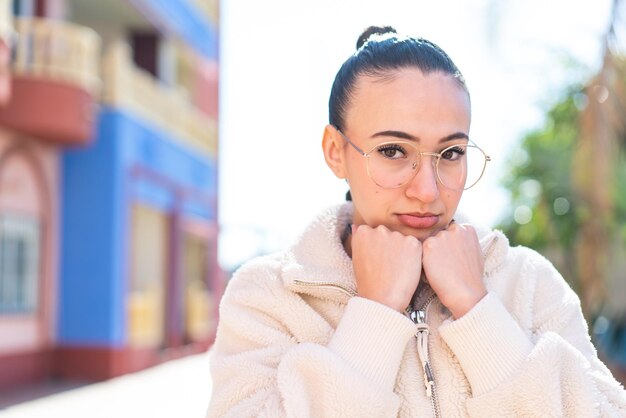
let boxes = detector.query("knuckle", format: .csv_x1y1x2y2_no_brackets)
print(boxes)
363,225,376,234
405,235,420,246
375,225,389,235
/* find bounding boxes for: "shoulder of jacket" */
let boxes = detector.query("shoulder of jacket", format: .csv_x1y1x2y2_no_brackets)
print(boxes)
506,245,578,301
225,252,289,297
506,245,560,275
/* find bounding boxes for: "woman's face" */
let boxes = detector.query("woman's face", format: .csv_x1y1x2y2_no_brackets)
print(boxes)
333,68,471,241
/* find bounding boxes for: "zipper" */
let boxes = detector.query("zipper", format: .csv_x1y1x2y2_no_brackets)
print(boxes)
482,235,499,261
292,279,356,297
408,291,442,418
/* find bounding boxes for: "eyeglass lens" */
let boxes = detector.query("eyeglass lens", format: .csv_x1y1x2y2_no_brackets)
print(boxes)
366,142,487,190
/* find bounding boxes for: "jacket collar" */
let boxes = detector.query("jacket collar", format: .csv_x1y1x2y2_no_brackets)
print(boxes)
281,204,357,302
281,203,508,302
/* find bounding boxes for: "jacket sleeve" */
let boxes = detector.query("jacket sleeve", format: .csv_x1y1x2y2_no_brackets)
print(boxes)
438,250,626,417
206,259,416,418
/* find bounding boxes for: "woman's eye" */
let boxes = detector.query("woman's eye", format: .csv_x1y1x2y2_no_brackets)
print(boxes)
377,144,407,159
441,146,465,161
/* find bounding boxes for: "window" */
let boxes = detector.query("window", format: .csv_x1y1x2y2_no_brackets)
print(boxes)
13,0,35,17
128,203,168,347
183,231,214,341
0,214,40,314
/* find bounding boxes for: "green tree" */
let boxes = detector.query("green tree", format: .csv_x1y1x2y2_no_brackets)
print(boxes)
497,59,626,382
498,0,626,385
499,0,626,320
498,89,583,292
498,62,626,317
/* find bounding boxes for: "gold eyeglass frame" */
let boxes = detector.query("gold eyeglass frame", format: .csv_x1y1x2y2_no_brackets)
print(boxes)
336,128,491,191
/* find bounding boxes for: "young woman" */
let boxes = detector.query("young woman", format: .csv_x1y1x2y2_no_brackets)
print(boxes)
207,26,626,417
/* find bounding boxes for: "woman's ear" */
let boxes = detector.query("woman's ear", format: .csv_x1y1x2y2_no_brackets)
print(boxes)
322,125,348,179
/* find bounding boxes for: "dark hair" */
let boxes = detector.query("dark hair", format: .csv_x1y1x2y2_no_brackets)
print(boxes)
329,26,468,132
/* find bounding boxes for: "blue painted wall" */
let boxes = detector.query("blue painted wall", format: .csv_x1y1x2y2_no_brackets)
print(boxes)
59,107,217,346
131,0,218,60
59,115,124,346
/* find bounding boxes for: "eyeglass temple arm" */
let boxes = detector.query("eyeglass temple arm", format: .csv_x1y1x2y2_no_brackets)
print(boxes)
334,127,367,156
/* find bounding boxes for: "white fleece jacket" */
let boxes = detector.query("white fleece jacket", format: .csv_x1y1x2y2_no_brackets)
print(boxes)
207,203,626,417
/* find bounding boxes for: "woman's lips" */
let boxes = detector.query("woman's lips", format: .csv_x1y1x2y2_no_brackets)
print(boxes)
397,213,439,229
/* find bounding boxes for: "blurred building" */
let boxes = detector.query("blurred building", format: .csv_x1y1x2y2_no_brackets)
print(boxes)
0,0,221,389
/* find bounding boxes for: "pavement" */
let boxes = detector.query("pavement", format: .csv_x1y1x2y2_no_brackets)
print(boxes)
0,350,213,418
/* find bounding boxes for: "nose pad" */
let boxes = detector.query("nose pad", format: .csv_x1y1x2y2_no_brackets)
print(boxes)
405,155,440,201
429,156,441,182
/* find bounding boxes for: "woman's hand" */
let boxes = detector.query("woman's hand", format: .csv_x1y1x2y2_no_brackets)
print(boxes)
351,224,422,312
422,222,486,319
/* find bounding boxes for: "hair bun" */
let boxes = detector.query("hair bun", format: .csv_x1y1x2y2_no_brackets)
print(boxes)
356,25,397,49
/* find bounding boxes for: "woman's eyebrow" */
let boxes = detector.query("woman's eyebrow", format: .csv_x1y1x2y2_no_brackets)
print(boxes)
371,130,418,141
370,130,469,142
441,132,469,143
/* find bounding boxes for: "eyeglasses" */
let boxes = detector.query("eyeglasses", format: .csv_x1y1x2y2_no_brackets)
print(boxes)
336,129,491,191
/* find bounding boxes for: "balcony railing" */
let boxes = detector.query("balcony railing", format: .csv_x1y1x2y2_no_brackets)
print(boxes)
13,17,101,95
101,41,217,157
191,0,219,26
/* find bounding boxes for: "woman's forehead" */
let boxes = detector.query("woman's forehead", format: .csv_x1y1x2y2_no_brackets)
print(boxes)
352,68,467,101
345,68,471,137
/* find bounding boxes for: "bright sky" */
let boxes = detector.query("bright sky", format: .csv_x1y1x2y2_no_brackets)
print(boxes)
218,0,613,271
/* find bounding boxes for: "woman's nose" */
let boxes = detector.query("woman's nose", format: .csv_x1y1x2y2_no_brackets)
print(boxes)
404,156,440,202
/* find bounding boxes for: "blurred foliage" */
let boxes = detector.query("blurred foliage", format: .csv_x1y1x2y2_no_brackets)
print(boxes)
497,0,626,380
499,91,578,247
497,60,626,305
498,89,584,291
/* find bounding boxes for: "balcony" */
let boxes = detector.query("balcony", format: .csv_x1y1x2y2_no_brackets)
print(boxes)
190,0,220,27
0,18,101,145
102,41,217,157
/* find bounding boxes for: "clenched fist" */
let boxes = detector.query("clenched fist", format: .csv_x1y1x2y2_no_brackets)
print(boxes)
351,224,423,312
422,222,486,319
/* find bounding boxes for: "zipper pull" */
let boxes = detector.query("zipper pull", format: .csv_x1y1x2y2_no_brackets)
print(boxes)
422,360,435,398
410,309,435,398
